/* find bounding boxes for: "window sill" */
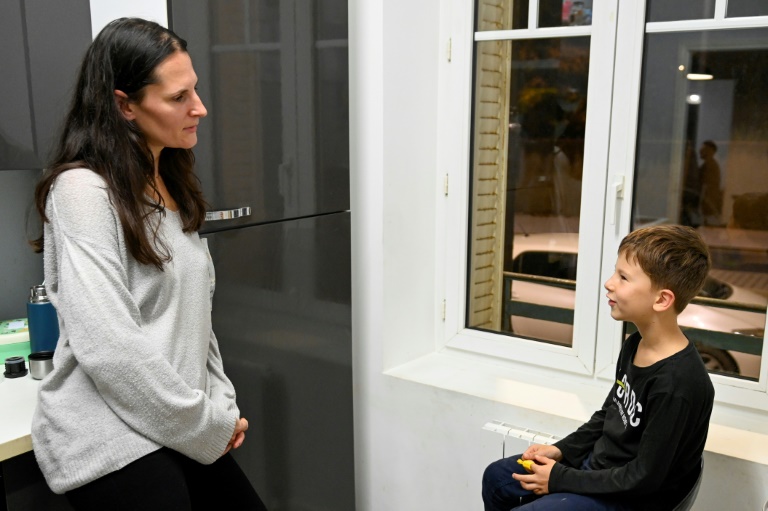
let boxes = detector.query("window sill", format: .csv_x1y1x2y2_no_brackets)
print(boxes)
385,348,768,466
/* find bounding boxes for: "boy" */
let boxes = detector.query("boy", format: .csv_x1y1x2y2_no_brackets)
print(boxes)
482,225,715,510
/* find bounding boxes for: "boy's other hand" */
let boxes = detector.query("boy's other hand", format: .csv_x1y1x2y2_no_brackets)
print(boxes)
522,444,562,462
512,455,556,495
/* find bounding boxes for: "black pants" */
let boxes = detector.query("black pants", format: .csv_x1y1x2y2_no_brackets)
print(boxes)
65,448,267,511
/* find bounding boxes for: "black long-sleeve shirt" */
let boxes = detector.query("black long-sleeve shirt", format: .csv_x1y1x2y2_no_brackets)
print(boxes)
549,332,714,510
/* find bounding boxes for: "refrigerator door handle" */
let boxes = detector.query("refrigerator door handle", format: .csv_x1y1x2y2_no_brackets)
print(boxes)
205,207,252,221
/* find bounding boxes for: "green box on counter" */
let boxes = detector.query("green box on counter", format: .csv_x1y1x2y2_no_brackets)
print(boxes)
0,341,32,362
1,318,32,361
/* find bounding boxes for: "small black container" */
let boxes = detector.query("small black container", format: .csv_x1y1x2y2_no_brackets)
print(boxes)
4,356,28,378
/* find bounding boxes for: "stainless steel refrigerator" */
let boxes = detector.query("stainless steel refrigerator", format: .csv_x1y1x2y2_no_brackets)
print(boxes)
170,2,353,509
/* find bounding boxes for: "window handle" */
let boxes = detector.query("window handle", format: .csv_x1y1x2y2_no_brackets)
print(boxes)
608,176,624,225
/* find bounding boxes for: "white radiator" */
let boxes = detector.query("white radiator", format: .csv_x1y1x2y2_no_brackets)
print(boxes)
483,420,562,457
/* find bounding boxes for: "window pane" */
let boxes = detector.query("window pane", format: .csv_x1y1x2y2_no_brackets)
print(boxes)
728,0,768,18
466,37,590,345
646,0,715,23
540,0,592,28
475,1,593,31
475,0,527,31
634,28,768,380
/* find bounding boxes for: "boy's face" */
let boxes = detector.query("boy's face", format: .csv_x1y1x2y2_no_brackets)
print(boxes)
604,251,659,324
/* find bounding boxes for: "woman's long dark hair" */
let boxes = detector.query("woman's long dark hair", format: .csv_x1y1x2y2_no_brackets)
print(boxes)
32,17,207,270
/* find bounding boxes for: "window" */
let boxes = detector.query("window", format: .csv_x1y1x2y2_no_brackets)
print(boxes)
629,26,768,381
447,0,768,406
458,0,614,375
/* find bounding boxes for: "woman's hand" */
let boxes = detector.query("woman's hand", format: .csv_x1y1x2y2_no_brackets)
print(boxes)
223,417,249,455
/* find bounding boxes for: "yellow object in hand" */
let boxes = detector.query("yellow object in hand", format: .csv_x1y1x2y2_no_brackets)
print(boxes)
517,458,534,473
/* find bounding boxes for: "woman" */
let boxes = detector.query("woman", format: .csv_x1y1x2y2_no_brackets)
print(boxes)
31,18,267,510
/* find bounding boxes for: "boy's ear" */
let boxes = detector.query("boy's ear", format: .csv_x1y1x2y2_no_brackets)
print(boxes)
114,90,136,120
653,289,676,312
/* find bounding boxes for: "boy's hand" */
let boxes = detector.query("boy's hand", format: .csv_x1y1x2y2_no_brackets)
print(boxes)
512,454,556,495
522,443,562,462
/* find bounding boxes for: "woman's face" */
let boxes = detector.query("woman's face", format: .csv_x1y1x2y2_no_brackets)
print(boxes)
118,51,207,159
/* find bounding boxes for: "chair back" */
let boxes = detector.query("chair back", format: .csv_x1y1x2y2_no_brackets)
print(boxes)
672,458,704,511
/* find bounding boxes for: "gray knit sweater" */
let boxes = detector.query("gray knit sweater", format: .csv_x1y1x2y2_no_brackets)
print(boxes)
31,168,240,494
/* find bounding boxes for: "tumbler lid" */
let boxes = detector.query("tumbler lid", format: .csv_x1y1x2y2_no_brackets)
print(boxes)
29,285,49,303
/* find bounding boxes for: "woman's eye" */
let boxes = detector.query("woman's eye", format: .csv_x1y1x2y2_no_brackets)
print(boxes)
174,95,185,102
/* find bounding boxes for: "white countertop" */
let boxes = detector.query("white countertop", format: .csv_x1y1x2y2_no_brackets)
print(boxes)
0,372,39,461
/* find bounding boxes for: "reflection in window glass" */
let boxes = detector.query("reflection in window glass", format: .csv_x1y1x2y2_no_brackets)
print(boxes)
728,0,768,18
248,0,280,43
316,0,347,39
466,37,589,346
475,0,593,31
646,0,714,23
212,0,280,45
540,0,592,28
211,1,246,45
212,50,284,236
634,28,768,380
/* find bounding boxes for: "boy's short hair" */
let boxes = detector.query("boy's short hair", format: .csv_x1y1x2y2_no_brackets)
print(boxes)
619,225,711,313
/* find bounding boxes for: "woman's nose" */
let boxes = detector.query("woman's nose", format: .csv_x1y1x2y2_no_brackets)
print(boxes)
192,94,207,118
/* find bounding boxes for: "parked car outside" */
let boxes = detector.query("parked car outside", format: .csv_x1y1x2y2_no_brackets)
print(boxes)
508,233,766,379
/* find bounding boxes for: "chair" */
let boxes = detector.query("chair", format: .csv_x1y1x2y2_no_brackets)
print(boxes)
672,458,704,511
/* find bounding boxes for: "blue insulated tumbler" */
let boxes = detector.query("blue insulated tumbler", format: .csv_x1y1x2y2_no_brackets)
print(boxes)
27,285,60,354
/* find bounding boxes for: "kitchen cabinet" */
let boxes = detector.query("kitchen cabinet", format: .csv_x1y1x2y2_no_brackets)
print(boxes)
172,0,350,229
0,0,91,170
171,1,354,509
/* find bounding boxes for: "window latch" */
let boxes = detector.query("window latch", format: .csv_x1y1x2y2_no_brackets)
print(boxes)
608,176,624,225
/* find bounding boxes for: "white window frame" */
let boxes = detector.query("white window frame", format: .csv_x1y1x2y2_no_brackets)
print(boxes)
435,0,768,411
441,0,619,377
595,0,768,406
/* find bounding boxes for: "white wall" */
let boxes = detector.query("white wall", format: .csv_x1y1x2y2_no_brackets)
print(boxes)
350,2,768,510
89,0,168,37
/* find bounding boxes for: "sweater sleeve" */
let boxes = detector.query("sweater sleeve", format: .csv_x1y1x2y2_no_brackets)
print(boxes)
554,392,611,468
549,391,694,496
206,329,240,417
47,171,236,464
